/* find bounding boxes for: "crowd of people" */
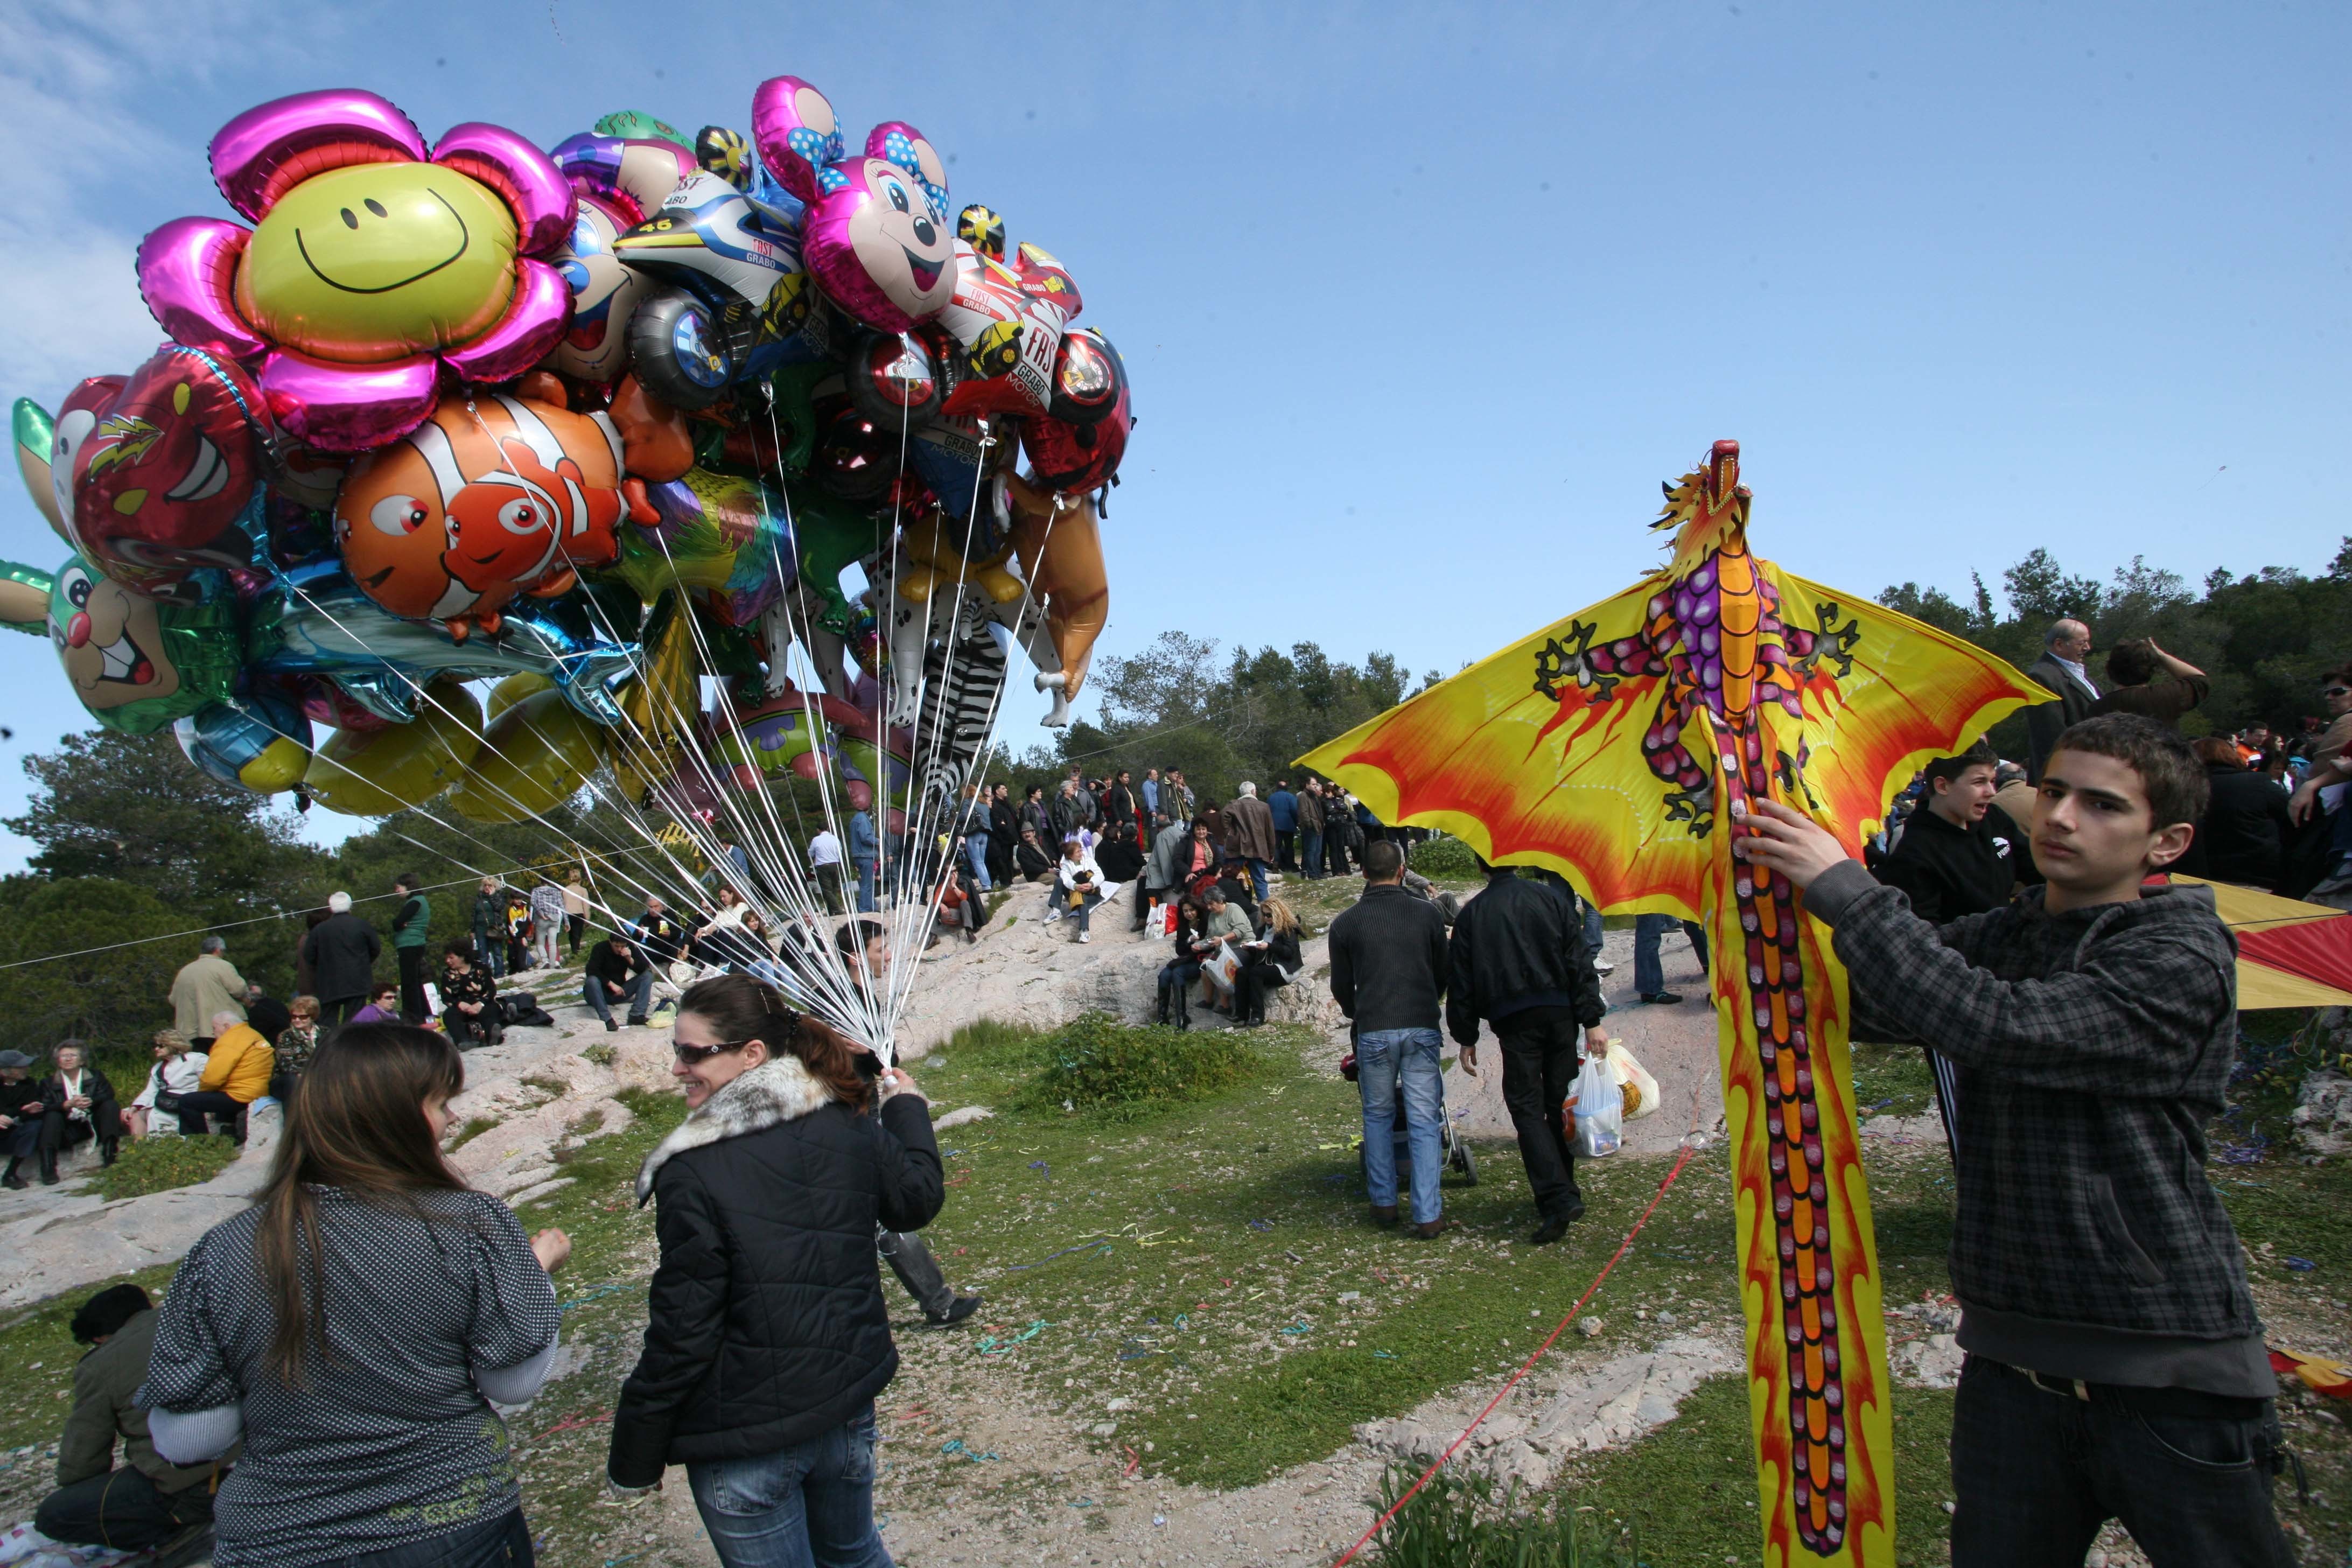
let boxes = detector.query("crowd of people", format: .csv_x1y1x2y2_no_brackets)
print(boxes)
6,619,2343,1567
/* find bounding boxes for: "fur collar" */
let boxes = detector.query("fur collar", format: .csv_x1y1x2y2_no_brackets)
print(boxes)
636,1054,841,1203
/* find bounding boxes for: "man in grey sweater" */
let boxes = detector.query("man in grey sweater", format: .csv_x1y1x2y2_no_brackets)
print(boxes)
1741,713,2291,1567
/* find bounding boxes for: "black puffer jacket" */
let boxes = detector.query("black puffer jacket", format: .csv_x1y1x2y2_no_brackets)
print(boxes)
608,1060,942,1486
1445,870,1605,1044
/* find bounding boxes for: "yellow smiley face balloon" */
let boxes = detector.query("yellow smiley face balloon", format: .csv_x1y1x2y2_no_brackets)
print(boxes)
234,164,519,363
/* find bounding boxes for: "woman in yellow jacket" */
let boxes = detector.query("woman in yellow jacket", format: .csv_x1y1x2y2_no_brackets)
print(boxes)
173,1010,272,1141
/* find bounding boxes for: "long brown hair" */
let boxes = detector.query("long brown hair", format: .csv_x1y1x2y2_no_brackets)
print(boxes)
676,973,871,1112
253,1024,466,1385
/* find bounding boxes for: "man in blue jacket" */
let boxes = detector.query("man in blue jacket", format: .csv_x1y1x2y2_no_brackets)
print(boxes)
848,809,880,913
1269,779,1299,872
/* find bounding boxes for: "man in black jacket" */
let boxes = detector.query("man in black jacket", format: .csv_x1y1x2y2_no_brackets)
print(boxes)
583,935,655,1031
2023,618,2100,783
1742,714,2293,1567
629,897,688,969
1328,841,1453,1237
1875,747,2040,1150
1446,860,1609,1243
299,892,382,1029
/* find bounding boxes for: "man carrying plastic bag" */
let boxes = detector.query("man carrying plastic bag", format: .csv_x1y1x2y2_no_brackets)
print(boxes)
1445,854,1609,1244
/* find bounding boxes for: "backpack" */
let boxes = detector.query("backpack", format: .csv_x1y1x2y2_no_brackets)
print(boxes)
498,992,556,1028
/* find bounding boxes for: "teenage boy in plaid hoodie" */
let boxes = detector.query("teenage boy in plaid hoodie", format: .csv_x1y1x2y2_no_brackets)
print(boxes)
1740,712,2292,1568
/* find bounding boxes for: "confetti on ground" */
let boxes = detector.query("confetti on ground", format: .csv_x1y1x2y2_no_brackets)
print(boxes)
976,1320,1052,1354
940,1438,999,1462
1009,1238,1114,1271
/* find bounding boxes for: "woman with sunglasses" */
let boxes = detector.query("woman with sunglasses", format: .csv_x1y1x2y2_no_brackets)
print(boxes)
608,975,942,1567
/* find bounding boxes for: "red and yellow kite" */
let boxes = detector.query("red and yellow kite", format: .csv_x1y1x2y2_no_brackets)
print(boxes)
1300,441,2048,1567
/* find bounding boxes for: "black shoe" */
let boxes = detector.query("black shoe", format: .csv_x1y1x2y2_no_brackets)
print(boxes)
1530,1204,1583,1245
1640,991,1683,1005
38,1158,58,1186
926,1296,983,1328
626,1014,648,1026
2,1160,23,1190
100,1140,116,1167
605,1020,621,1032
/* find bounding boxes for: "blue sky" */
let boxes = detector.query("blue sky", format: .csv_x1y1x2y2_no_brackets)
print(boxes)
0,0,2343,866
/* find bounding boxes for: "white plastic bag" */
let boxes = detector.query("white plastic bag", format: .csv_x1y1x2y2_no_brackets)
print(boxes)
1569,1054,1623,1158
1604,1040,1661,1121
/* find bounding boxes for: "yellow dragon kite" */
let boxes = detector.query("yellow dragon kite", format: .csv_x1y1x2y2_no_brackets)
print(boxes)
1300,440,2046,1565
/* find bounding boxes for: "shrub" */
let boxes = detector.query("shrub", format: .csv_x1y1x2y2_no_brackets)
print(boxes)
1409,835,1482,880
1370,1465,1641,1568
89,1134,240,1201
1012,1012,1269,1122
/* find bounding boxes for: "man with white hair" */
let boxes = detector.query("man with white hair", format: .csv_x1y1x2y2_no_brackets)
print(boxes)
174,1010,270,1141
2024,617,2101,783
300,891,383,1030
1224,781,1278,904
167,936,244,1047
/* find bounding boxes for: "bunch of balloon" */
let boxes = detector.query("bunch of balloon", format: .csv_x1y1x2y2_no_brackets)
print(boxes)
4,71,1135,857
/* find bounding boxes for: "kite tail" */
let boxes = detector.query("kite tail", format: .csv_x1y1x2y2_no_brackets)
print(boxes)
1713,715,1893,1565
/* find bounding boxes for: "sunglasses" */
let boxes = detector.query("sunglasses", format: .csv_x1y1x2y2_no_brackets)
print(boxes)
673,1037,753,1066
2325,686,2350,699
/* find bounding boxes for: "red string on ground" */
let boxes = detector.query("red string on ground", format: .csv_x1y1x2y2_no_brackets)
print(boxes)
1328,1137,1701,1567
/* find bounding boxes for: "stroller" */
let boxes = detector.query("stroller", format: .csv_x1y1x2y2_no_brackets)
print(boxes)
1343,1048,1478,1188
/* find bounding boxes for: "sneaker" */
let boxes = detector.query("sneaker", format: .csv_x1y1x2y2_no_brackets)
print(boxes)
1640,991,1683,1005
1593,957,1615,976
1079,929,1091,943
925,1296,983,1328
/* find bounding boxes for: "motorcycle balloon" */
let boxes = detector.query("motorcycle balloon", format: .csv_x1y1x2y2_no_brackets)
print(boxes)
303,679,484,815
1022,374,1130,495
627,289,736,410
175,694,312,793
1046,329,1126,428
448,688,599,822
843,330,942,430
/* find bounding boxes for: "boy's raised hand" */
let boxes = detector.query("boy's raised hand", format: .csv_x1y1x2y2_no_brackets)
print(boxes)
1733,799,1852,890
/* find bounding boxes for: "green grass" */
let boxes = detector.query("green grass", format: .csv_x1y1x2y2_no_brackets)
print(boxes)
1368,1465,1640,1567
446,1115,499,1152
86,1133,240,1201
1010,1012,1277,1121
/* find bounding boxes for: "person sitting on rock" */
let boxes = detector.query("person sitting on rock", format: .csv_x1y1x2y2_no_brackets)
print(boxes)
1013,826,1055,883
32,1284,222,1556
175,1012,271,1144
1157,895,1214,1028
0,1049,47,1188
1053,834,1108,943
439,941,502,1049
124,1033,207,1144
585,934,655,1031
1235,898,1304,1027
33,1042,122,1184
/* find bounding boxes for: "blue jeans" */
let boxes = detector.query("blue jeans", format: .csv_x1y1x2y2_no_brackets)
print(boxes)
1300,828,1324,878
474,930,504,977
1356,1026,1444,1223
853,860,877,913
1579,899,1604,955
964,835,992,889
1632,913,1709,996
687,1404,891,1568
1247,857,1270,902
316,1507,534,1567
584,969,654,1025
